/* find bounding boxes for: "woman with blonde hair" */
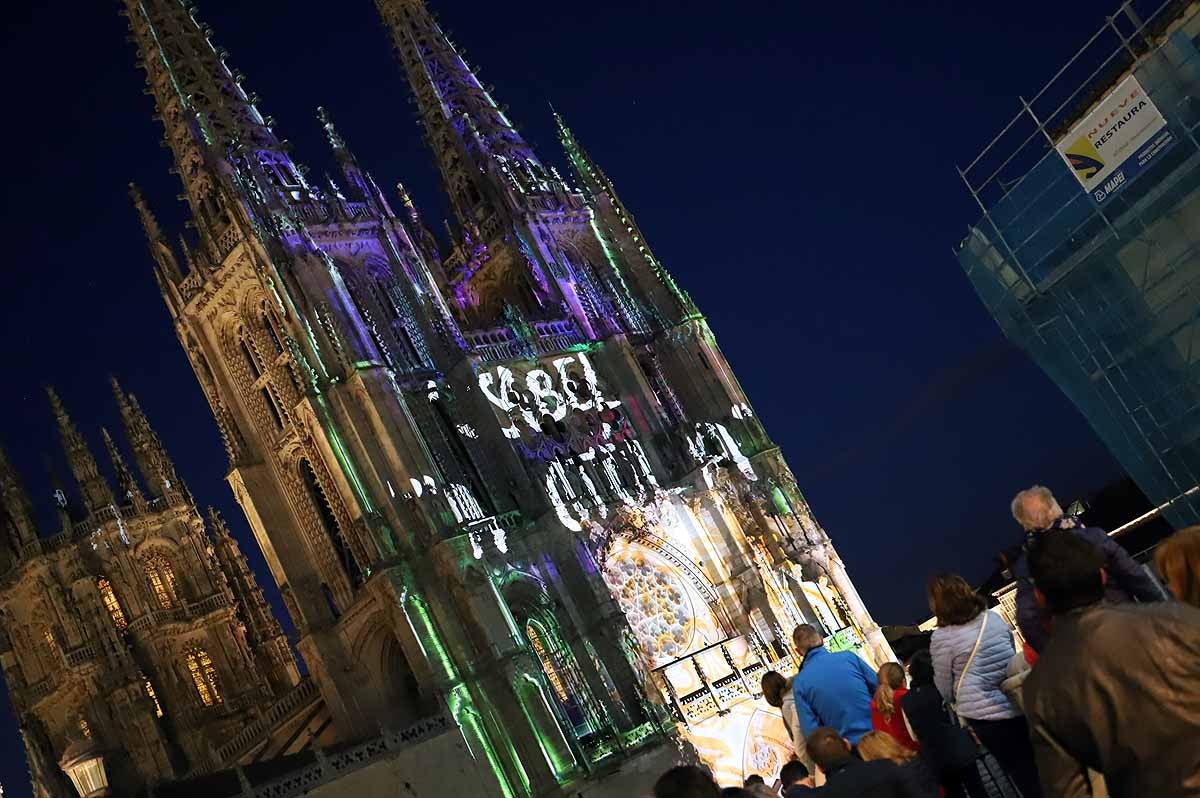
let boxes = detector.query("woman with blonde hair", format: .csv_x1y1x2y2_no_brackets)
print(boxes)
858,730,938,795
871,662,919,751
1155,526,1200,607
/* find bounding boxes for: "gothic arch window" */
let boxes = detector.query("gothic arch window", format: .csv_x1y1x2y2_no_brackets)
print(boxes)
97,578,127,631
144,554,179,610
298,458,362,586
522,616,597,740
183,647,222,707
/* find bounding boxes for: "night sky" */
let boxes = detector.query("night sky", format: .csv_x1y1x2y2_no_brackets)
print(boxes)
0,0,1123,792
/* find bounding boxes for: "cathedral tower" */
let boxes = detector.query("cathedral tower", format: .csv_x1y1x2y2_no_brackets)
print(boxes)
123,0,891,792
0,384,298,798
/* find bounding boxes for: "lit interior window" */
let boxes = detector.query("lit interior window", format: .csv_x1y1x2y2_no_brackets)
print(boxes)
526,622,569,704
144,677,164,718
145,555,177,610
185,648,222,707
98,578,128,631
78,717,91,739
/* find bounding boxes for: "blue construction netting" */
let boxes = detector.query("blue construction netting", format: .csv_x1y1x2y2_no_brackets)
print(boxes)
957,7,1200,528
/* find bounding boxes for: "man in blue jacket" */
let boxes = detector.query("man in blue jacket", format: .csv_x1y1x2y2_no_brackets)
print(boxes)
791,625,877,743
1010,485,1161,652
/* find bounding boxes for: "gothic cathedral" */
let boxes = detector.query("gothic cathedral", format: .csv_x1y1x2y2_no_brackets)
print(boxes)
2,0,892,794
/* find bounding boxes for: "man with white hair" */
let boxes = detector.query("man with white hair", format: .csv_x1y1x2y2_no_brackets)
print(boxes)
1010,485,1161,652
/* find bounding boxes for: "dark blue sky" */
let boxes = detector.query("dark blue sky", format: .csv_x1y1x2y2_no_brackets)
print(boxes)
0,0,1122,792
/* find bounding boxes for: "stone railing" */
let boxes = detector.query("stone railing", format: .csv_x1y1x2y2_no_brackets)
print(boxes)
242,715,453,798
27,675,57,701
215,678,320,765
465,317,585,363
496,510,523,530
63,642,99,669
464,326,523,363
215,224,242,261
127,592,229,635
532,318,584,354
653,635,768,726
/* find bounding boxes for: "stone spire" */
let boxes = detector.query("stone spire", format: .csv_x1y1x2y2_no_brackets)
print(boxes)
207,508,297,694
316,106,370,202
0,445,38,552
122,0,311,242
374,0,566,225
128,183,184,283
553,111,697,324
110,377,185,502
101,428,146,511
46,387,115,515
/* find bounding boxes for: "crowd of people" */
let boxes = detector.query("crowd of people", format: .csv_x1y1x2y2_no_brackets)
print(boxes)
651,486,1200,798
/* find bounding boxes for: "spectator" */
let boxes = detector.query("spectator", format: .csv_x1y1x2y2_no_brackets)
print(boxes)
721,789,752,797
780,760,813,796
787,727,932,797
763,670,809,768
655,765,723,798
743,774,777,798
790,625,877,743
1024,531,1200,797
871,662,918,751
928,573,1040,798
1010,485,1160,651
1154,525,1200,608
901,651,985,798
857,731,939,797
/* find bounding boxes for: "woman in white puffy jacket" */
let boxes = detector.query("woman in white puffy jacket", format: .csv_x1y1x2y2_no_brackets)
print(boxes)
928,573,1042,798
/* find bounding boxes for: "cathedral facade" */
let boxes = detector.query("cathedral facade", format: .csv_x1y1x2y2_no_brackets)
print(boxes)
1,0,890,794
0,384,299,797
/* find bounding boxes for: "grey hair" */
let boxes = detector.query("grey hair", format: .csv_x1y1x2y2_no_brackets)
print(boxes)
1011,485,1063,531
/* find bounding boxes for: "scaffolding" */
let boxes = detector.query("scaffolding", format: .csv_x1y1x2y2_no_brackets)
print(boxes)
956,0,1200,528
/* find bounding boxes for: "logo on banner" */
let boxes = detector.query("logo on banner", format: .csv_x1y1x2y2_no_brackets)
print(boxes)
1055,75,1174,204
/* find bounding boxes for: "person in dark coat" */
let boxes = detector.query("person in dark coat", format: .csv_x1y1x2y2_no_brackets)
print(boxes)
900,651,986,798
785,727,933,797
1023,531,1200,798
1009,485,1160,652
654,765,723,798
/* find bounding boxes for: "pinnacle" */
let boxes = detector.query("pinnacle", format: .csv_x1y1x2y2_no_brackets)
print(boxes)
45,386,68,419
317,105,345,150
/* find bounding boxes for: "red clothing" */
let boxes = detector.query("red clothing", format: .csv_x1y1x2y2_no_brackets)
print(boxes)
870,687,920,751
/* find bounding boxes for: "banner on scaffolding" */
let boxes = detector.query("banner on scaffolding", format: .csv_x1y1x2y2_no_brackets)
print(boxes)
1055,74,1175,204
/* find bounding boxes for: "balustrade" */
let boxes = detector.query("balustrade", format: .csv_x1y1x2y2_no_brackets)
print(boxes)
652,635,774,726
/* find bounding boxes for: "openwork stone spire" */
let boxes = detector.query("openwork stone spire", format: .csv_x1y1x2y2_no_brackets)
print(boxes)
374,0,565,224
554,112,697,323
110,377,185,502
102,427,146,509
0,444,38,550
46,387,115,514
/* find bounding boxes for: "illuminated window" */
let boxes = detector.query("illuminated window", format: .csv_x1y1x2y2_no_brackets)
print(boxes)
78,717,91,738
184,648,222,707
145,555,177,610
526,622,570,704
43,627,56,660
97,578,127,631
144,677,164,717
